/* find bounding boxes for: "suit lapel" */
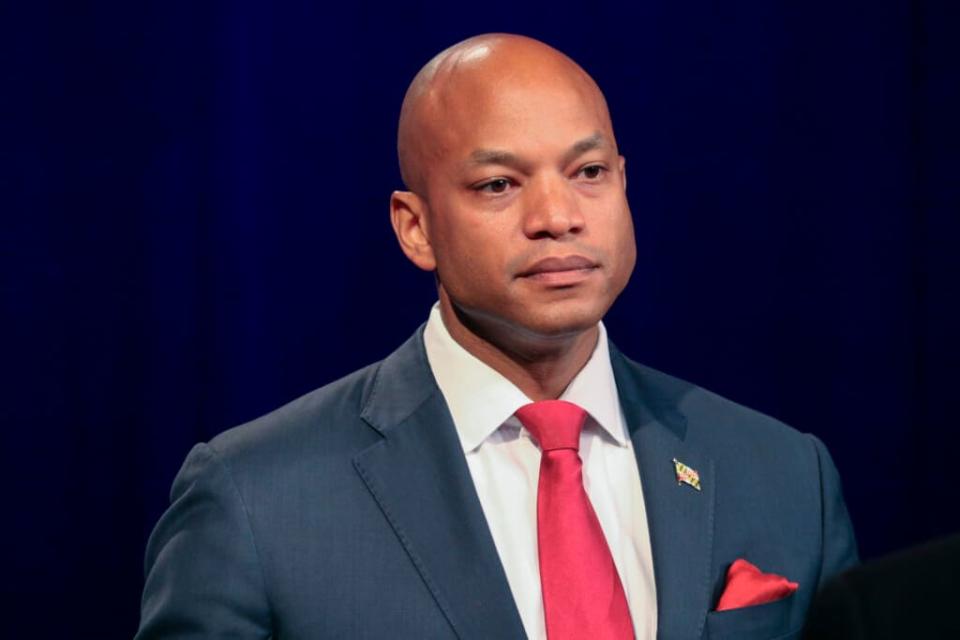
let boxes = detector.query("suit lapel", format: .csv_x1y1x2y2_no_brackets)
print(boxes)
353,330,526,640
611,347,716,640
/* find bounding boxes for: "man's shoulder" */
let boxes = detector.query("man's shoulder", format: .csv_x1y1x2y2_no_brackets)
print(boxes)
205,358,385,471
614,349,814,451
201,327,432,473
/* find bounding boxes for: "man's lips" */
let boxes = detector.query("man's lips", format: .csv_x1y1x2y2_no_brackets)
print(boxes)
516,255,599,285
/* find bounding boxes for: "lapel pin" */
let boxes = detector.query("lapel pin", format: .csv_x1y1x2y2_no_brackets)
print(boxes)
672,458,702,491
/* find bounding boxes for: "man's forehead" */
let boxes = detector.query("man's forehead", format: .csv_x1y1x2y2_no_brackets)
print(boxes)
427,80,615,165
398,34,616,190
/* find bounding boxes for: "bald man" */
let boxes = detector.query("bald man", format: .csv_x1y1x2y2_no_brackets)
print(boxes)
137,35,857,640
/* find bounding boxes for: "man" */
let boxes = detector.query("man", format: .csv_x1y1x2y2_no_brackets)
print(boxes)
137,34,857,639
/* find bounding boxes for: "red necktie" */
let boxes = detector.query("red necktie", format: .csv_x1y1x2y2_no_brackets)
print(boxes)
515,400,634,640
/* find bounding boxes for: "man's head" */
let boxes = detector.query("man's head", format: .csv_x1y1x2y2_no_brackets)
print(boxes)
391,34,636,348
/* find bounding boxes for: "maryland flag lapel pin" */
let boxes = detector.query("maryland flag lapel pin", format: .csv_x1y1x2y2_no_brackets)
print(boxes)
672,458,702,491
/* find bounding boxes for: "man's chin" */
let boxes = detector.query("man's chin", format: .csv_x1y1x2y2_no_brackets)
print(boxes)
449,298,600,343
506,301,607,341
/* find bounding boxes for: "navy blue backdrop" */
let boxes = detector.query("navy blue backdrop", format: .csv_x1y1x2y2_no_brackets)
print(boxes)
3,1,958,637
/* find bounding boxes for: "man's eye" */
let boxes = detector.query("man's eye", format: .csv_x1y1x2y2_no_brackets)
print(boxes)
477,178,512,194
579,165,605,180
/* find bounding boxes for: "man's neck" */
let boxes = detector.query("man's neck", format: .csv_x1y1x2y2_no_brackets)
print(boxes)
438,300,599,401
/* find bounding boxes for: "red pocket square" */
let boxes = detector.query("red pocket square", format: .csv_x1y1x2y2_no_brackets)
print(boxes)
716,558,798,611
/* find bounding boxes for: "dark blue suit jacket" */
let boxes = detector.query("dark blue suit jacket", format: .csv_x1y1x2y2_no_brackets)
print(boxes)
136,328,857,639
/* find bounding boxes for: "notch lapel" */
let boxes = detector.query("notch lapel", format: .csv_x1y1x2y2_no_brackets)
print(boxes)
611,347,716,640
353,330,526,640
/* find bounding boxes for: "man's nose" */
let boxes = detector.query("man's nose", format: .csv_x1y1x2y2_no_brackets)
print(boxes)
522,175,585,239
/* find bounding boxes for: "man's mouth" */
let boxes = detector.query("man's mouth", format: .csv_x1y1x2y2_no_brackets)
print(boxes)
517,255,599,285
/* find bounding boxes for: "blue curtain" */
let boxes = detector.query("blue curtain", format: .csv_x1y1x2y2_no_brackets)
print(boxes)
3,1,957,636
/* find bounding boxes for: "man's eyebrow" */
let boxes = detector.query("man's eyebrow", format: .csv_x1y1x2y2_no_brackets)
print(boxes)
466,133,610,171
468,149,526,169
562,133,608,165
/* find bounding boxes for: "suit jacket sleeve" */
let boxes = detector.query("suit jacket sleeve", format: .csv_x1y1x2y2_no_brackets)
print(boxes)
136,443,272,639
808,433,859,587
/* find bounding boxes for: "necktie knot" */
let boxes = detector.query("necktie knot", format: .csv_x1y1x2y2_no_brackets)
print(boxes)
515,400,586,452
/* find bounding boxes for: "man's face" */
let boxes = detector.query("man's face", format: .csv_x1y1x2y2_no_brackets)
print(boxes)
419,65,637,341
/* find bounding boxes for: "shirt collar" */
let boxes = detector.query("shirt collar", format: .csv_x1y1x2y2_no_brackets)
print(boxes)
423,303,629,452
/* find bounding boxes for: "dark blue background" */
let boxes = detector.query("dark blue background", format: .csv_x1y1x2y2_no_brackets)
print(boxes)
3,1,957,636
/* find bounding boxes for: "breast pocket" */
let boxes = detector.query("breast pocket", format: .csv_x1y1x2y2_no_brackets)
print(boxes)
704,592,798,640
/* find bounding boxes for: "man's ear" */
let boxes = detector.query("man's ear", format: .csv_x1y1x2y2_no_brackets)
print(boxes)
390,190,437,271
619,155,627,191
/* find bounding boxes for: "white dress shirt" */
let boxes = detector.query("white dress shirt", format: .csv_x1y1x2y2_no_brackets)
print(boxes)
423,304,657,640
